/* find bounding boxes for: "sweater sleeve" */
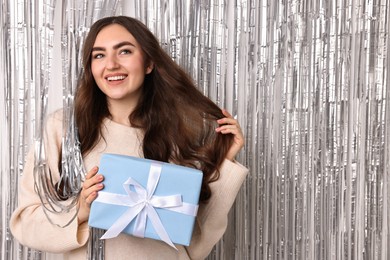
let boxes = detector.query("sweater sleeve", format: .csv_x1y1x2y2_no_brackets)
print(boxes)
9,110,90,253
185,159,248,260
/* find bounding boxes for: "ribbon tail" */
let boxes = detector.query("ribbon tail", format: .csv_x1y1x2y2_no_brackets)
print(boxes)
146,205,177,250
133,208,147,238
101,204,144,239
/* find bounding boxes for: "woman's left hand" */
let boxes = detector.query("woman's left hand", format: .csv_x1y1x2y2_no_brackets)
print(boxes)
215,109,245,161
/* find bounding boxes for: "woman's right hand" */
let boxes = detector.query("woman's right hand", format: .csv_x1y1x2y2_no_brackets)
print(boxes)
77,166,104,224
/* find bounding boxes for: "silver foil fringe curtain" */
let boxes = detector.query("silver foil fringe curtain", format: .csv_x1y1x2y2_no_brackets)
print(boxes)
1,0,55,259
1,0,390,260
132,1,390,259
0,0,120,259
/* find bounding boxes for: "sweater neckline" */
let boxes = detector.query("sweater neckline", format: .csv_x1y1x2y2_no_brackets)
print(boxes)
103,117,142,132
103,117,138,131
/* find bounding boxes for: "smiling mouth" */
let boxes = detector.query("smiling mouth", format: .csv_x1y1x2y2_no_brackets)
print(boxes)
106,75,127,81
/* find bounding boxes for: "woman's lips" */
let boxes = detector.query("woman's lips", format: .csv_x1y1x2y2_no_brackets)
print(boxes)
106,75,127,81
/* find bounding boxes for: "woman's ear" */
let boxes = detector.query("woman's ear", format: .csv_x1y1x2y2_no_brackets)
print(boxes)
146,62,154,74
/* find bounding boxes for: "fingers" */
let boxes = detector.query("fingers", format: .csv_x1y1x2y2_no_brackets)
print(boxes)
216,109,245,161
221,109,232,118
215,123,241,134
215,109,242,137
85,166,99,180
81,166,104,207
78,166,104,223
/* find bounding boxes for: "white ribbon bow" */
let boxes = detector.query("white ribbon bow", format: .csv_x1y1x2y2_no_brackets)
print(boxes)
94,163,199,249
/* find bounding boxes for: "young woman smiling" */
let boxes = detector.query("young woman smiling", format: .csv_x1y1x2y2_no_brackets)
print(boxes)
10,16,248,260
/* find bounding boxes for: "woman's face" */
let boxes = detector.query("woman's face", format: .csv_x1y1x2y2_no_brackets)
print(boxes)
91,23,153,108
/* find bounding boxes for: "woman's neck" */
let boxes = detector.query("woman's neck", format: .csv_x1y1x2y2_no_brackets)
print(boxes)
107,100,136,127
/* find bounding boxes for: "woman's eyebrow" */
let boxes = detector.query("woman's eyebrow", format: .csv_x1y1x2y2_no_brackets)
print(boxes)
92,41,135,52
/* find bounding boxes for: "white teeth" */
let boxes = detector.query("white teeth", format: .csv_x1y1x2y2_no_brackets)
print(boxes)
107,75,126,81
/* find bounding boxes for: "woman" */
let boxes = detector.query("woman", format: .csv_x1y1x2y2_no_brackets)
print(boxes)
10,16,248,259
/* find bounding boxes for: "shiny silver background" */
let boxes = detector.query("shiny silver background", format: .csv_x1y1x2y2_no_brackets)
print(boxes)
1,0,390,259
130,1,390,259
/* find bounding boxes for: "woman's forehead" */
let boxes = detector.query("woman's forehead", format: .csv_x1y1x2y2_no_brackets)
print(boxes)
93,24,138,47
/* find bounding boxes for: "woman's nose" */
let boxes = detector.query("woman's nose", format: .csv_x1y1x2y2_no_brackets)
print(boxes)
106,54,120,70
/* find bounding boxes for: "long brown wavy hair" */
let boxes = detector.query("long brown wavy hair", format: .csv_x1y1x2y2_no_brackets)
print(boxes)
74,16,233,202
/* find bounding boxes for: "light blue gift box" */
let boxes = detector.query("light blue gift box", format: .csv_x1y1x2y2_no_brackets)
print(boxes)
88,153,203,247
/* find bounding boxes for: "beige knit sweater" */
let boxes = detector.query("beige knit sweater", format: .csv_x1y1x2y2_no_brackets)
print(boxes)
10,109,248,260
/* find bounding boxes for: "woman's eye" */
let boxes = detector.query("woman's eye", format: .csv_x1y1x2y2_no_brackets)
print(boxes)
93,53,104,59
120,49,131,55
